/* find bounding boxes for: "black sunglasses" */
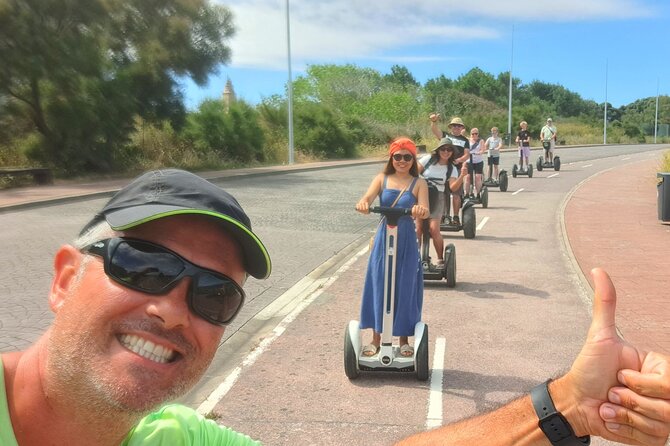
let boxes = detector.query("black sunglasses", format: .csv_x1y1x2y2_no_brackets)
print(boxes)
392,153,413,162
82,238,245,326
439,146,453,152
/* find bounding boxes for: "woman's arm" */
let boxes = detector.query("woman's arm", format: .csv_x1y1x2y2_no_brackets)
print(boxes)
355,173,383,214
412,179,429,219
448,165,467,192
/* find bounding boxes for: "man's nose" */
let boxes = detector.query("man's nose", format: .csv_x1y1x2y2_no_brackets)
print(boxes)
144,278,192,329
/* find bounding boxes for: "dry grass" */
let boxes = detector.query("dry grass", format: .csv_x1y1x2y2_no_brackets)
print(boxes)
660,150,670,173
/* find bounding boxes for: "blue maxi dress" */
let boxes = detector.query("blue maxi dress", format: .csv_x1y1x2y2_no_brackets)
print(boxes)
359,176,423,336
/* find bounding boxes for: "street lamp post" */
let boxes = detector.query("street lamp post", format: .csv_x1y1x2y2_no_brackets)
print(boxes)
507,25,514,145
286,0,295,164
655,78,659,144
603,59,608,144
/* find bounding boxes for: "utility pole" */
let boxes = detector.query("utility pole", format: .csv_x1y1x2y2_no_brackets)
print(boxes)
603,59,609,144
285,0,295,164
655,78,659,143
507,25,514,145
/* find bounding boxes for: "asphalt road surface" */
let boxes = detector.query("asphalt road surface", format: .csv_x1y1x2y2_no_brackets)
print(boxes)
0,144,665,445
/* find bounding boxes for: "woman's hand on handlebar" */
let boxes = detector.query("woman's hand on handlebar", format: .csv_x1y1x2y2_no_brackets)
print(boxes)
460,164,469,177
412,205,429,219
356,199,370,214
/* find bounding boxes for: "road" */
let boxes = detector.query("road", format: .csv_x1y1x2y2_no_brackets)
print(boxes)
0,144,665,445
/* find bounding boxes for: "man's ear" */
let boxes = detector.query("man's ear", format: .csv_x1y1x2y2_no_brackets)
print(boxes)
49,245,82,313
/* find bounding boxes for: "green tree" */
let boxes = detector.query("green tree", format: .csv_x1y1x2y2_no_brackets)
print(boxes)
0,0,234,172
292,64,384,118
454,68,507,105
383,65,419,91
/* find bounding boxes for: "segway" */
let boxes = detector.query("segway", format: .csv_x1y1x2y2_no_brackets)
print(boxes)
482,159,509,192
440,194,476,239
463,154,489,209
423,178,456,286
344,206,430,381
512,163,533,178
536,142,561,171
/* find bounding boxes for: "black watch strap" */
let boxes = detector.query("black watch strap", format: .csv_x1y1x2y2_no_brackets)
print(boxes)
530,380,591,446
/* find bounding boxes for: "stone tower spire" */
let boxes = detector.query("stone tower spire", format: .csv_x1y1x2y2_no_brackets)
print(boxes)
222,78,236,111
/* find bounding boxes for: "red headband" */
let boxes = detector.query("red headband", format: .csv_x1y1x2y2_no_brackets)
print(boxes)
388,137,417,157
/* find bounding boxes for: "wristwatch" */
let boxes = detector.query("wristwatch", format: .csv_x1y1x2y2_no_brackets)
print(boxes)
530,380,591,446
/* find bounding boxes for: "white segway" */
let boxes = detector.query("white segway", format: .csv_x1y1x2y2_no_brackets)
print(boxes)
344,206,430,381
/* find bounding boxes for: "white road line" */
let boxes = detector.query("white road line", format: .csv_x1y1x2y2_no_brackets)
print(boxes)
197,246,370,415
476,216,489,231
622,157,631,161
547,173,559,178
512,188,524,195
426,337,447,429
582,164,593,168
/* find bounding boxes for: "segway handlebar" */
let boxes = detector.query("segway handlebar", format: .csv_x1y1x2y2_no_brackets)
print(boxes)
370,206,412,220
370,206,412,226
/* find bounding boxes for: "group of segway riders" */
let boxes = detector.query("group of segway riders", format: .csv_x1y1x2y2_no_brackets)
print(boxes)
347,115,558,380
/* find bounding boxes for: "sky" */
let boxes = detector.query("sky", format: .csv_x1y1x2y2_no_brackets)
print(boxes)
181,0,669,111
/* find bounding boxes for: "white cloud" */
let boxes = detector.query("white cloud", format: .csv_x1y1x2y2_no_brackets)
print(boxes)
217,0,655,70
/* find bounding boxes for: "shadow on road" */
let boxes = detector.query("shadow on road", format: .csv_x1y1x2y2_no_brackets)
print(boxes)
443,369,541,413
443,281,550,300
466,235,537,245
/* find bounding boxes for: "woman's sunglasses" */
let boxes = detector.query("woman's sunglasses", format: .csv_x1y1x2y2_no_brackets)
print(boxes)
82,237,245,326
392,153,413,162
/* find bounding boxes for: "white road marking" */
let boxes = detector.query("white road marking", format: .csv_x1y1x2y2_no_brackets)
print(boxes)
197,246,370,415
476,216,489,231
582,164,593,168
426,337,447,429
547,173,559,178
512,188,524,195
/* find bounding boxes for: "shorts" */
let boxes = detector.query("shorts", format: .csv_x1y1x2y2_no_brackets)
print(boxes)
487,156,500,165
467,161,484,174
519,146,531,158
543,140,555,154
430,190,446,220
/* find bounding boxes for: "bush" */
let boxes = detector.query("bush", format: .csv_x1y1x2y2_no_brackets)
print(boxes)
183,100,265,163
293,102,356,159
660,150,670,172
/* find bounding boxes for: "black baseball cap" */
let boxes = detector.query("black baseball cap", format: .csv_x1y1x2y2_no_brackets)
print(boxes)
80,169,271,279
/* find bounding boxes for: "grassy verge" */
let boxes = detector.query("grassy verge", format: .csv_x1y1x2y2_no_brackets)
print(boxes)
661,150,670,172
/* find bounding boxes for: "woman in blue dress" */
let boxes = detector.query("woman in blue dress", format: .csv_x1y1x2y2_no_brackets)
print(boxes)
355,137,429,357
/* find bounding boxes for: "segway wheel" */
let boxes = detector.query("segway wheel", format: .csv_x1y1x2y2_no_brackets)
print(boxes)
343,328,360,379
499,171,508,192
528,164,533,178
444,244,456,288
421,229,431,268
512,164,518,178
462,206,476,239
554,156,561,171
415,325,430,381
481,187,489,209
536,156,543,171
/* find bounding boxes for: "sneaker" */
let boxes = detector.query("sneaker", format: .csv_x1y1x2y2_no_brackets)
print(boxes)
436,259,445,269
442,215,452,225
452,215,460,226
